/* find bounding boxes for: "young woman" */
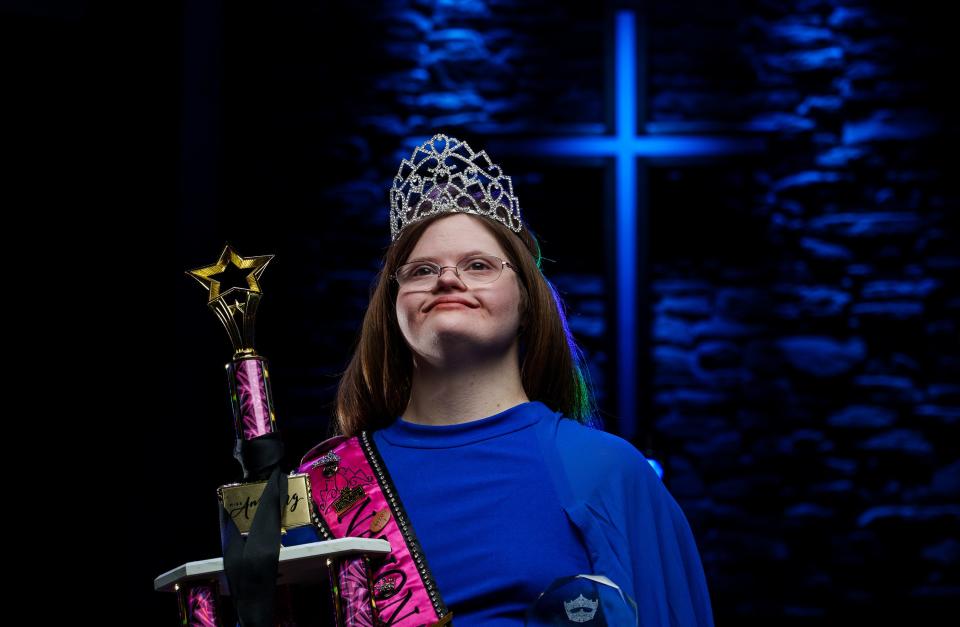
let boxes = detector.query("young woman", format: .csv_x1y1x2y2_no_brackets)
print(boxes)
299,134,714,626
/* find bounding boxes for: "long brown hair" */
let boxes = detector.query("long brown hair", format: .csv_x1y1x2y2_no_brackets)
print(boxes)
331,212,601,437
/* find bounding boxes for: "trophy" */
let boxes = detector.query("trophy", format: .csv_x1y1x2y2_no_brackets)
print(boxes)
526,575,638,626
154,244,389,626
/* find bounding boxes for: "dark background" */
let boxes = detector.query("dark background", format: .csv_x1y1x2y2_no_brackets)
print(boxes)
9,0,957,623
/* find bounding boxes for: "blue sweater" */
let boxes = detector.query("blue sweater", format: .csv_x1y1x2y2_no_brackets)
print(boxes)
372,401,593,626
292,400,715,626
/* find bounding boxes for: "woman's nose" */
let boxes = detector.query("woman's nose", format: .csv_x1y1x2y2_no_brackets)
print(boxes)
435,266,466,287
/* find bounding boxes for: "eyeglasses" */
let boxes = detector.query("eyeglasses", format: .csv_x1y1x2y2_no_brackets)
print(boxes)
392,254,517,289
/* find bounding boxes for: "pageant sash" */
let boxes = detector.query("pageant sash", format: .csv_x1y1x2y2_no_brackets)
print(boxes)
299,431,453,627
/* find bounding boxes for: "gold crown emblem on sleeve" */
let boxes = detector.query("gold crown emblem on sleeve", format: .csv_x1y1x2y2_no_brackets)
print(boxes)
389,133,524,242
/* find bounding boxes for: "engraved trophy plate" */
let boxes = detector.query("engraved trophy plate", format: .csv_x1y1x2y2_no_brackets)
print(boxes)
217,473,315,535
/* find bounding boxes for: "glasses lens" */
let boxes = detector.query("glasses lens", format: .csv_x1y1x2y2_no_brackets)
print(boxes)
458,255,502,284
396,262,438,287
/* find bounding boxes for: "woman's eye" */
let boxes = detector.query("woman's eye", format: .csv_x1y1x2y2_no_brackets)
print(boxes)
468,260,492,270
412,266,434,276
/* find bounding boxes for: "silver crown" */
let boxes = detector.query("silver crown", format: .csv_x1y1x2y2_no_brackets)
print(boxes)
389,133,524,242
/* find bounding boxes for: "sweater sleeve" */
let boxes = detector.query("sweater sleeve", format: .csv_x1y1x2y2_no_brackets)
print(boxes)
547,416,715,626
625,450,715,627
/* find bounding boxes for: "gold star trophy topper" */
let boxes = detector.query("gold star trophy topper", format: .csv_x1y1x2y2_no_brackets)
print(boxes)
185,243,275,358
183,243,314,536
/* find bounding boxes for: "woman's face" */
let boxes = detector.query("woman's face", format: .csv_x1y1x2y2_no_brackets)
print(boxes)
395,214,522,365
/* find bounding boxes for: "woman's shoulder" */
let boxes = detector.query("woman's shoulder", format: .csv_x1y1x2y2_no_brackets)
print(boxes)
543,414,681,536
534,411,660,500
298,434,351,469
553,414,651,473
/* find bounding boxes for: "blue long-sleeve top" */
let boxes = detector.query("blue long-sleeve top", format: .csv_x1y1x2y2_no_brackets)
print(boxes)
370,400,715,626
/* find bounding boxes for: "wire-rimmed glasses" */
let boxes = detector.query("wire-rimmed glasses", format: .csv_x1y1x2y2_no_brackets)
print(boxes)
392,254,517,289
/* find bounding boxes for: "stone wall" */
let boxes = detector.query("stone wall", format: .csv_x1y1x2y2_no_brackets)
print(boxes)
192,0,960,621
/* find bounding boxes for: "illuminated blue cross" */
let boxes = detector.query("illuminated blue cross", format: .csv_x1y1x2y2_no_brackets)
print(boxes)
489,10,764,441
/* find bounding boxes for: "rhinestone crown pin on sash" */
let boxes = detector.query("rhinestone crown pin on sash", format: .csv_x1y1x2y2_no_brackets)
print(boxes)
389,133,524,242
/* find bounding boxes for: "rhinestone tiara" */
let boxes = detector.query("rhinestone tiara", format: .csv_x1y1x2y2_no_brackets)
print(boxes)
389,133,524,242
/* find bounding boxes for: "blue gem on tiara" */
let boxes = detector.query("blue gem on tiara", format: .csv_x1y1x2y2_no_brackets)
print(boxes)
389,133,524,241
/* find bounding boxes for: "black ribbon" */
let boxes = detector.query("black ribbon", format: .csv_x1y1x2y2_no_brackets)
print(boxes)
219,432,287,627
233,431,285,482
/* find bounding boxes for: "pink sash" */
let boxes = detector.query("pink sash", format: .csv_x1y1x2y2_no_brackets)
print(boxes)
299,431,453,626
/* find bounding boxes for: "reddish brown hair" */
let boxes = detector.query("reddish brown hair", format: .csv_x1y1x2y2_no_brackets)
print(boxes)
330,212,600,437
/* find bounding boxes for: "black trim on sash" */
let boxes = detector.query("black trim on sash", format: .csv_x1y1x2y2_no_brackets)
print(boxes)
360,430,453,622
303,467,335,542
310,500,336,542
301,437,344,543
